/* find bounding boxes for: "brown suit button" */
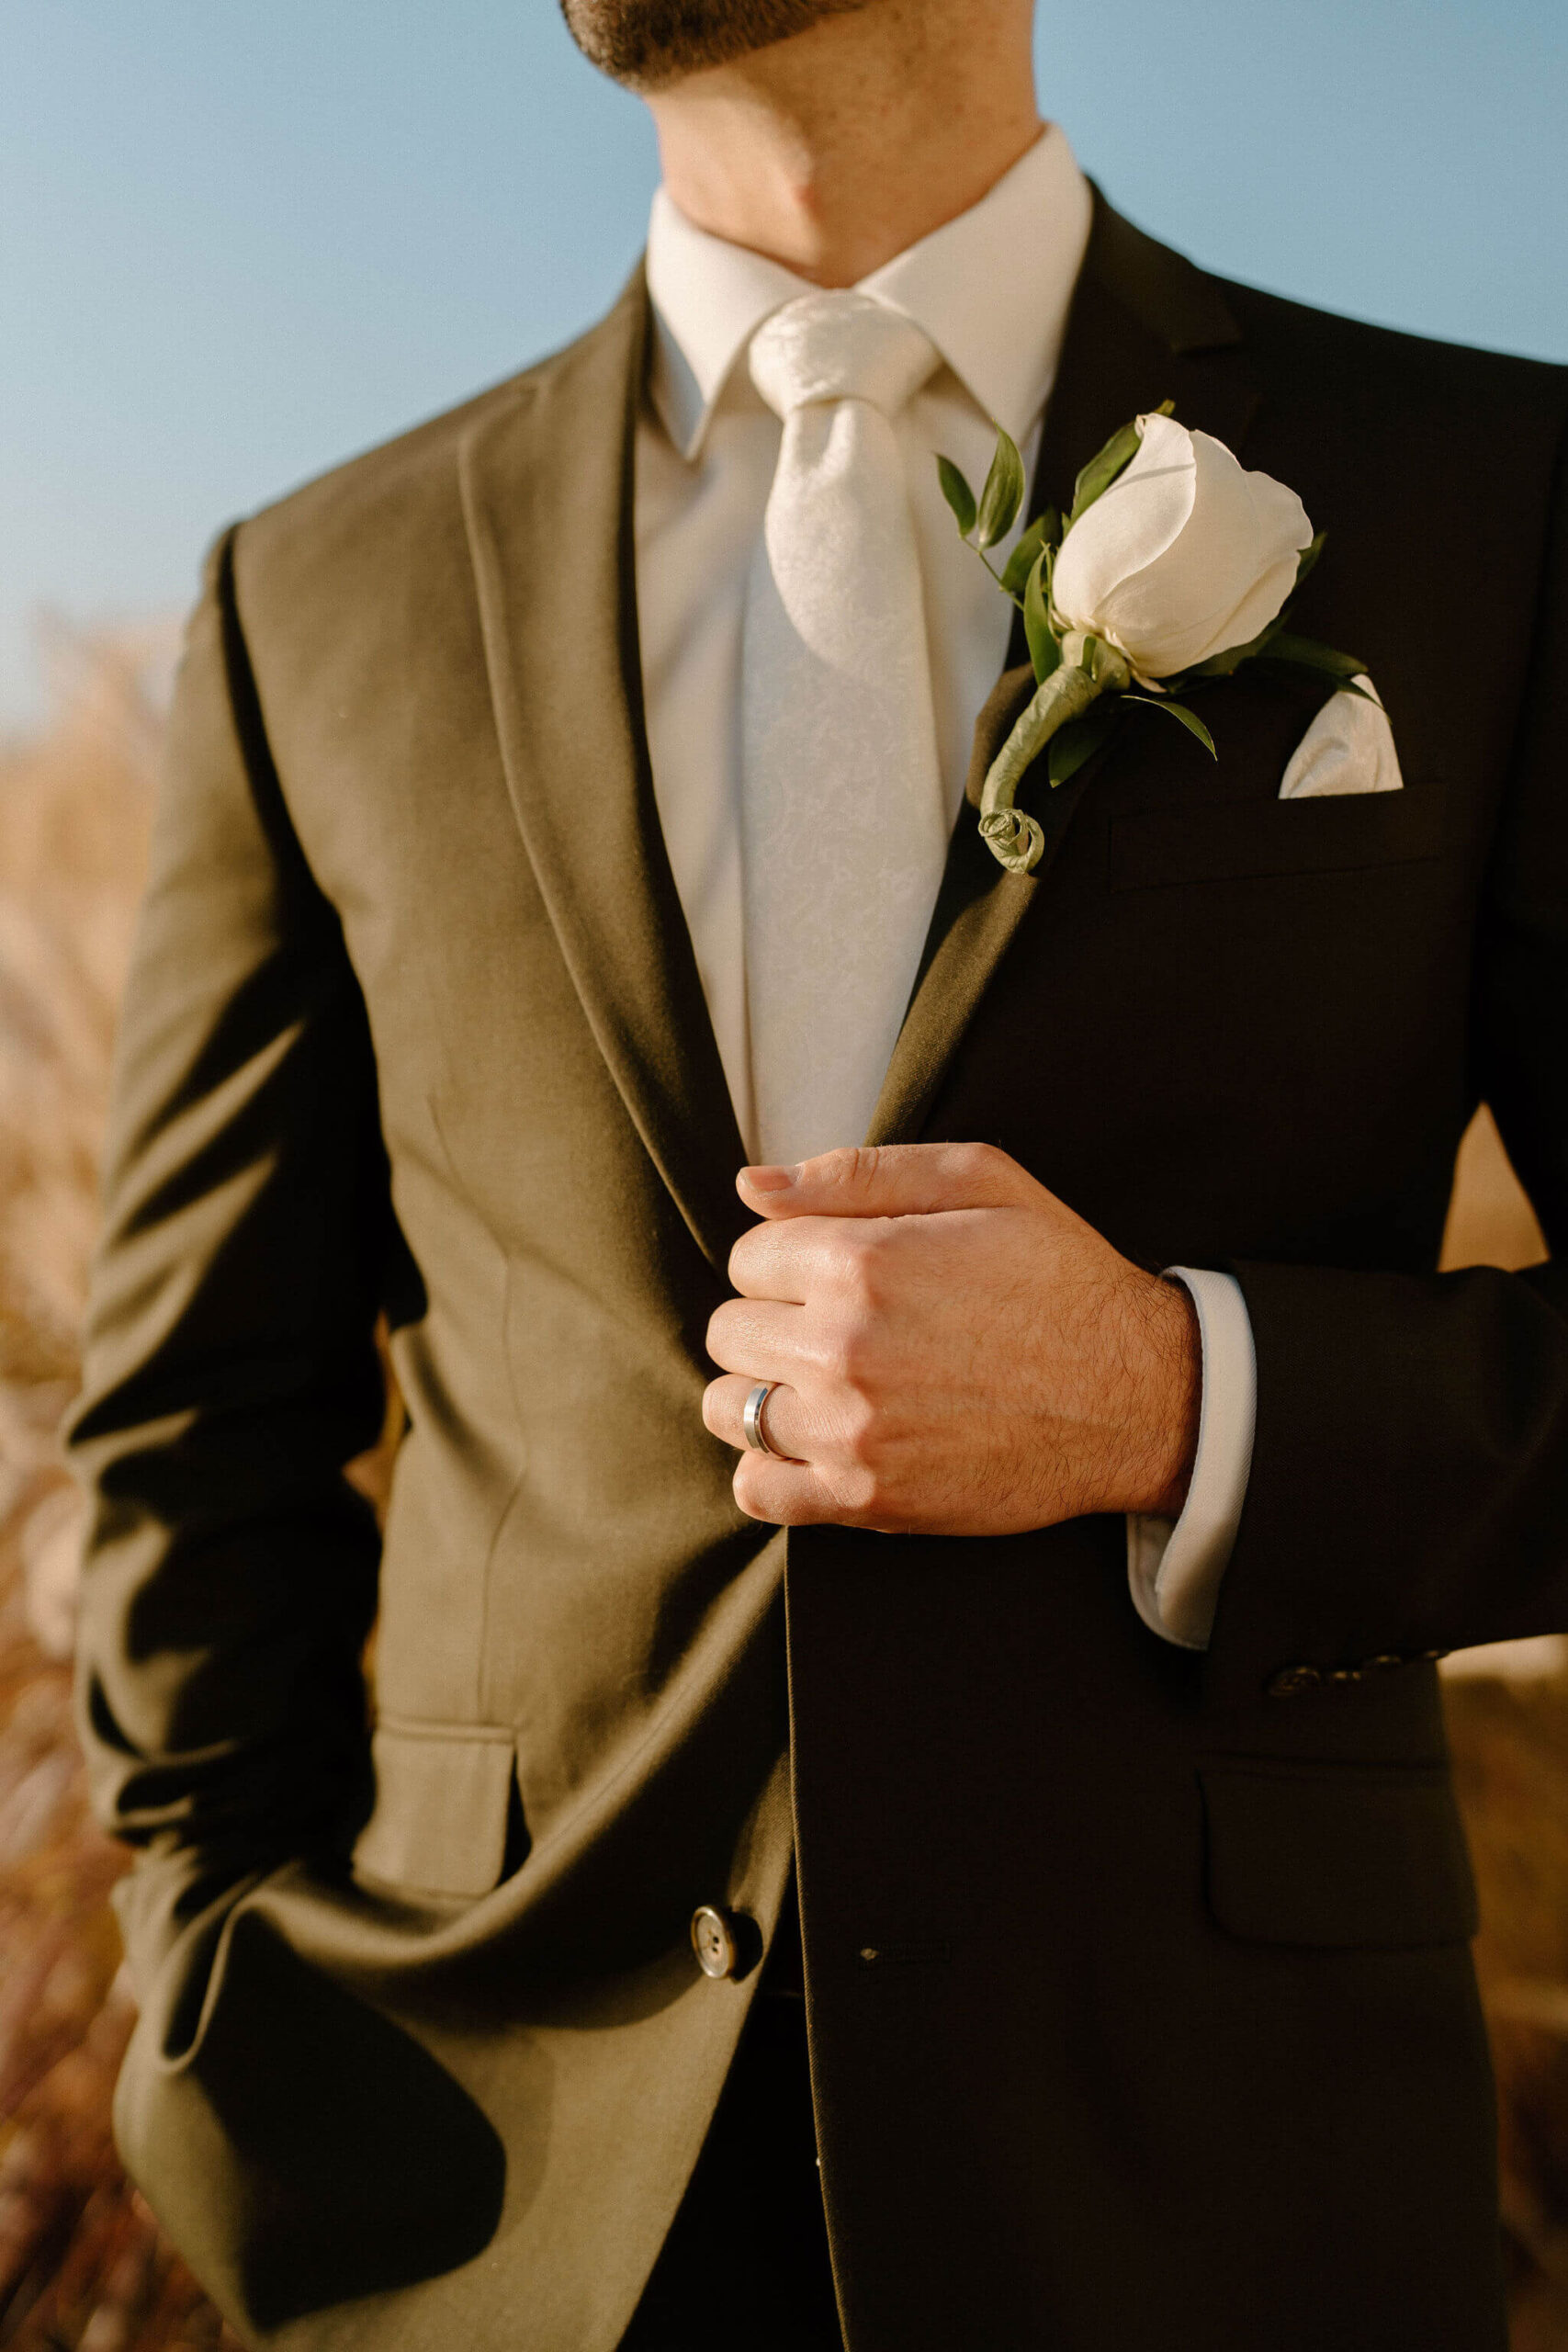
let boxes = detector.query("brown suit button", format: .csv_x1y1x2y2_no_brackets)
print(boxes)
1267,1664,1323,1698
691,1905,740,1980
1363,1654,1405,1672
1416,1648,1450,1663
1326,1666,1365,1687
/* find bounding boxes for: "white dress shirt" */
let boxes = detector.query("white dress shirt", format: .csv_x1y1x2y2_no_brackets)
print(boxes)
633,127,1254,1649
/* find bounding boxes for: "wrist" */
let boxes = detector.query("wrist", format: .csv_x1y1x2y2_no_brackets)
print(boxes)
1119,1272,1201,1519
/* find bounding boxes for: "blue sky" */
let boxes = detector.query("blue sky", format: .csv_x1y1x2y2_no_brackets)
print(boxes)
4,0,1564,729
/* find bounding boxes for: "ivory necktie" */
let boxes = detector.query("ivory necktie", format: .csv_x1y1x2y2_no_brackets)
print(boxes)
741,293,948,1167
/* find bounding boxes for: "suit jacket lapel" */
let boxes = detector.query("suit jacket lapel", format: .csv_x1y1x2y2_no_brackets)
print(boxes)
460,269,750,1272
461,200,1261,1216
870,190,1261,1148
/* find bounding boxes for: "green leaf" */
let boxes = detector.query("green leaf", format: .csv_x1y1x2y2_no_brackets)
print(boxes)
936,455,976,539
999,513,1050,598
1088,636,1131,689
1293,530,1327,591
976,426,1027,549
1184,611,1290,681
1266,630,1367,679
1124,694,1217,758
1023,548,1060,684
1277,670,1379,706
1069,397,1173,524
1047,701,1119,787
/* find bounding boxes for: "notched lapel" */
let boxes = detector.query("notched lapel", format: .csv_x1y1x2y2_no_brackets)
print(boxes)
459,271,750,1272
871,193,1262,1148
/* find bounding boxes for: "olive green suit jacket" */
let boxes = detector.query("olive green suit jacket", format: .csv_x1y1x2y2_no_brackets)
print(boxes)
71,194,1568,2351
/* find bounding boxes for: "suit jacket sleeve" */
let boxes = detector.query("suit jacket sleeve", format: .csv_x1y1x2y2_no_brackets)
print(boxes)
1207,413,1568,1701
68,527,389,1984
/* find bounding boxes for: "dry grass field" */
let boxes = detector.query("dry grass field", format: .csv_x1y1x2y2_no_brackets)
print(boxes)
0,630,1562,2345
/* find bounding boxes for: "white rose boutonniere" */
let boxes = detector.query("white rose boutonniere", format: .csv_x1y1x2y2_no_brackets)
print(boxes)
938,402,1371,871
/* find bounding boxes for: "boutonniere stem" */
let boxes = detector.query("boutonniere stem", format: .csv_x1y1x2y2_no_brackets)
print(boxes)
979,630,1129,868
939,404,1370,872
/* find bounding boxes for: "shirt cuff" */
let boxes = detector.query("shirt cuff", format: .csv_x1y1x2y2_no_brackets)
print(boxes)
1125,1268,1258,1651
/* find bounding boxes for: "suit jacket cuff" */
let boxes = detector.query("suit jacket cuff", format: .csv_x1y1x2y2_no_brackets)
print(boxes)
1125,1268,1258,1650
1200,1257,1568,1707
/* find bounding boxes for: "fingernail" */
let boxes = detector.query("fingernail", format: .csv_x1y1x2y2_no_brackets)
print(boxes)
743,1163,797,1192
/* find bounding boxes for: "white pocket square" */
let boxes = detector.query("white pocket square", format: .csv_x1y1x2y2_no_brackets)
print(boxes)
1278,676,1404,799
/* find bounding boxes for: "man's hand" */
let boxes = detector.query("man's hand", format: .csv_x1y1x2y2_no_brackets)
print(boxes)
703,1143,1201,1536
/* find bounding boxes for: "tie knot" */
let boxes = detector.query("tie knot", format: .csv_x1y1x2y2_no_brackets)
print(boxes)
748,292,939,423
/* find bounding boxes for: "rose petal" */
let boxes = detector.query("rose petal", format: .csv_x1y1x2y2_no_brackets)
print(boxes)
1091,431,1263,670
1103,435,1306,673
1055,418,1314,679
1052,413,1198,636
1186,549,1303,672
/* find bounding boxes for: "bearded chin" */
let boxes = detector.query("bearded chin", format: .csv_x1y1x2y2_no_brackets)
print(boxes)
558,0,871,88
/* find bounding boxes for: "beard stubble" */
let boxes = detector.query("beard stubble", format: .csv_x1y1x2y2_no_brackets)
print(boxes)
558,0,872,87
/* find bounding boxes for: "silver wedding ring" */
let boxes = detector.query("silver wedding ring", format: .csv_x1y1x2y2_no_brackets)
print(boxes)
743,1381,784,1457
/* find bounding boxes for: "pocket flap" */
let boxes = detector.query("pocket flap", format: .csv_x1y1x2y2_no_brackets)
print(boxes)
1200,1758,1478,1949
353,1721,515,1900
1109,777,1445,892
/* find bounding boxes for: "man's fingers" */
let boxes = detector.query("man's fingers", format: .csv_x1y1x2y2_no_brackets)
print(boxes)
706,1295,810,1373
731,1452,846,1527
702,1373,810,1464
736,1140,1043,1222
726,1213,865,1302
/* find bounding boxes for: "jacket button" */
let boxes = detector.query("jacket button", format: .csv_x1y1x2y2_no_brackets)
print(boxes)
1363,1654,1405,1672
1325,1666,1365,1686
690,1905,740,1980
1267,1664,1323,1698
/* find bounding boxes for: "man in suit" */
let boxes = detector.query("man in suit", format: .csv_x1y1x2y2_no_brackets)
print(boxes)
68,0,1567,2345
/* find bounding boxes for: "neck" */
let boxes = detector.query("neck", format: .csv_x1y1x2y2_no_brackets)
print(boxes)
646,2,1043,288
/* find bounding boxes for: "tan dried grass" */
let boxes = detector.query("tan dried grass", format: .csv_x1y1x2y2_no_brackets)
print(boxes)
0,626,242,2346
0,621,164,1382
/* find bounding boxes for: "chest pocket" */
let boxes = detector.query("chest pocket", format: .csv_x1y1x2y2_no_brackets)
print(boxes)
1110,775,1446,894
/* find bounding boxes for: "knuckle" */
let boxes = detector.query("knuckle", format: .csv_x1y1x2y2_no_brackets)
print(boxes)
840,1391,882,1466
703,1380,736,1440
836,1464,884,1517
821,1309,878,1391
951,1139,1006,1189
831,1224,893,1310
725,1235,758,1293
809,1144,875,1193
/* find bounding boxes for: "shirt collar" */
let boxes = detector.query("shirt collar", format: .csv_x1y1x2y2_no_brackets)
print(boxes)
645,123,1093,461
